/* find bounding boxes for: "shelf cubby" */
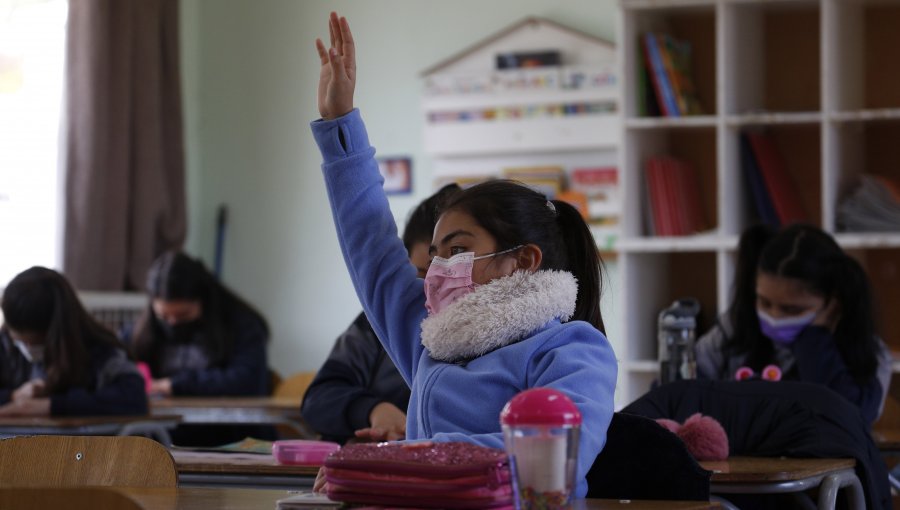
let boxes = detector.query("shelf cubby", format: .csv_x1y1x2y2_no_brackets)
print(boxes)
723,0,820,115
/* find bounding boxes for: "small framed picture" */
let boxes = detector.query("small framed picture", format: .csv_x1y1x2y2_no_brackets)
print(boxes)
378,157,413,195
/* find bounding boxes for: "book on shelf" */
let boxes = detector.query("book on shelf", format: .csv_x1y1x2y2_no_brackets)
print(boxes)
645,156,708,236
571,167,619,222
641,32,680,117
502,165,566,198
740,133,780,227
660,34,703,115
837,174,900,232
746,132,808,226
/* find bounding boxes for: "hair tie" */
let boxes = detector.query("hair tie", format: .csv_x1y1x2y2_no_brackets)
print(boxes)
546,200,556,215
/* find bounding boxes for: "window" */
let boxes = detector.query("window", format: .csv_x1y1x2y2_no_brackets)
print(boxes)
0,0,67,286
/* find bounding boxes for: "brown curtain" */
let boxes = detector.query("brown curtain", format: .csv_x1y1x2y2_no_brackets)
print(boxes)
63,0,186,290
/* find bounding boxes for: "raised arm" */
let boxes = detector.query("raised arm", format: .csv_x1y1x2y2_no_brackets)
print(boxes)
316,12,356,121
311,13,428,381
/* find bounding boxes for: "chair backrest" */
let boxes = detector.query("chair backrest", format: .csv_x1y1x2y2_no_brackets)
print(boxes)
0,435,177,488
0,487,144,510
586,412,711,501
273,371,317,400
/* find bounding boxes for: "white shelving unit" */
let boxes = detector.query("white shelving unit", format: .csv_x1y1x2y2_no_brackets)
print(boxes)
617,0,900,415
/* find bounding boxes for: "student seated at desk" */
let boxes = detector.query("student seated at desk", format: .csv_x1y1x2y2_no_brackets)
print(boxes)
131,250,271,445
301,184,459,444
695,224,892,424
310,12,616,498
0,267,147,416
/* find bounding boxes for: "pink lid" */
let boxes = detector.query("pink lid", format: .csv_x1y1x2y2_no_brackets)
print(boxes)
499,388,582,427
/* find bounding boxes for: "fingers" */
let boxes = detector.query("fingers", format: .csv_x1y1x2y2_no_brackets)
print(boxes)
339,16,355,69
313,466,327,493
315,38,328,65
331,12,343,54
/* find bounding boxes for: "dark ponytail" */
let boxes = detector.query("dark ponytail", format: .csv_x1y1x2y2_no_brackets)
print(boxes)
442,180,605,333
551,199,604,333
724,224,775,374
830,255,878,381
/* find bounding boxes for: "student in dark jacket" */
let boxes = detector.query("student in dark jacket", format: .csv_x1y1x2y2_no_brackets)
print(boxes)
695,224,891,425
131,250,271,446
301,183,459,443
0,266,147,416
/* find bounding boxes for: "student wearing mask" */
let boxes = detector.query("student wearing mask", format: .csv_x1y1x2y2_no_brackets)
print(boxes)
695,224,892,424
0,266,147,416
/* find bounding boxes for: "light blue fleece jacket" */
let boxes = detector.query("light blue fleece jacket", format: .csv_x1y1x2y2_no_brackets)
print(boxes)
311,109,617,497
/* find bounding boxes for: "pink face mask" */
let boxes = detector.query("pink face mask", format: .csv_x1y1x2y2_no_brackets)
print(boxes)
423,246,522,316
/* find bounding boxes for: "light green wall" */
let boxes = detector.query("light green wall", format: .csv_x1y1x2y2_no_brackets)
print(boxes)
181,0,618,377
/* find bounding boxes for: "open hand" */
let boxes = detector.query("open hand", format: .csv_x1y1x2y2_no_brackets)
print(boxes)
316,12,356,120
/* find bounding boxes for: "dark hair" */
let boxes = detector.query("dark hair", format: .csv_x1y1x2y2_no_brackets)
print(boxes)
441,180,605,332
0,266,123,393
402,183,461,253
724,224,878,381
131,251,269,374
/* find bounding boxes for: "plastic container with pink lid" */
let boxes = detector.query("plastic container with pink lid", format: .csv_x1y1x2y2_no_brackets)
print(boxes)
272,439,341,466
500,388,582,510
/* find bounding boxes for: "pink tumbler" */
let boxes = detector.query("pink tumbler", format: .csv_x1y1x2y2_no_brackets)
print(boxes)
500,388,582,510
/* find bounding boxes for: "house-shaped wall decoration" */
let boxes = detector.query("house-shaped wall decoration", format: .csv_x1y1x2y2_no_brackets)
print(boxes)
421,17,619,157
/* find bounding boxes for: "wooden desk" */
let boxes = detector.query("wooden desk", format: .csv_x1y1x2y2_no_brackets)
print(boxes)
171,449,319,489
700,457,863,510
872,428,900,454
0,414,179,444
151,397,312,437
0,487,722,510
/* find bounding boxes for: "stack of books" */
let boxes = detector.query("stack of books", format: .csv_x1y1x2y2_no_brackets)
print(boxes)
502,166,567,199
639,32,704,117
644,156,708,236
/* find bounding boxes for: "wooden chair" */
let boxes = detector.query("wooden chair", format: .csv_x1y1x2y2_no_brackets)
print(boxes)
273,371,317,400
0,487,145,510
0,435,177,488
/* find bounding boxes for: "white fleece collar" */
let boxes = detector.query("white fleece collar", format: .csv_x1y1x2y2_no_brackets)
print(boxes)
420,270,577,363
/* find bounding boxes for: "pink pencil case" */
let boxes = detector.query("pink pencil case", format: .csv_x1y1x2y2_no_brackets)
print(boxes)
272,440,341,466
324,441,513,509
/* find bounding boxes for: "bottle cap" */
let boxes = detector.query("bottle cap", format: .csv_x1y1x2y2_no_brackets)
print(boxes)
500,388,582,427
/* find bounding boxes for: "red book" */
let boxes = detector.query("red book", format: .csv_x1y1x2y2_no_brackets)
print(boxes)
747,133,808,225
645,158,668,236
674,158,708,234
665,158,689,235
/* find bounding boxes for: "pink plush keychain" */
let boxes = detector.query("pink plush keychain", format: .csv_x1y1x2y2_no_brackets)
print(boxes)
656,413,729,461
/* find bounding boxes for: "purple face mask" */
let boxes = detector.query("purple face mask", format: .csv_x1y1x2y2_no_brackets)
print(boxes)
757,309,817,345
423,246,522,316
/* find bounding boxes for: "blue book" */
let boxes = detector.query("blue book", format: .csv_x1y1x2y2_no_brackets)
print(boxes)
741,133,779,227
643,33,680,117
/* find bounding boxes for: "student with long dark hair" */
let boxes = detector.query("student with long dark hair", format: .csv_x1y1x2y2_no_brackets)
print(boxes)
131,251,270,398
0,266,147,416
309,12,616,497
301,183,459,444
695,224,891,424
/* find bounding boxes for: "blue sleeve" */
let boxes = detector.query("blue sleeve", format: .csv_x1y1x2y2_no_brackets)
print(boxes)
311,109,427,383
50,372,148,416
791,326,883,424
169,315,269,396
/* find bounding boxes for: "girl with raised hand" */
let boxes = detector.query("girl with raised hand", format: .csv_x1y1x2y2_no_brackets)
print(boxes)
309,12,616,497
